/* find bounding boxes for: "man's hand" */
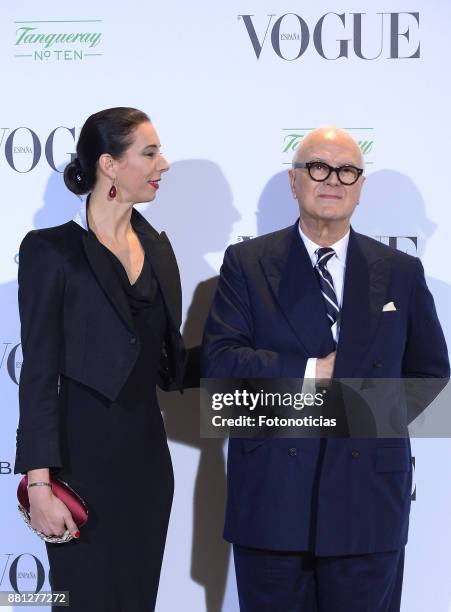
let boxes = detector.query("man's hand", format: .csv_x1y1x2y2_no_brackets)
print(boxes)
316,351,336,383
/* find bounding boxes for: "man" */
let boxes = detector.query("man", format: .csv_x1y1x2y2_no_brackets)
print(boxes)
202,127,449,611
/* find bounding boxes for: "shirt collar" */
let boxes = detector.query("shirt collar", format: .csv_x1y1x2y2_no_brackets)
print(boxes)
298,221,350,266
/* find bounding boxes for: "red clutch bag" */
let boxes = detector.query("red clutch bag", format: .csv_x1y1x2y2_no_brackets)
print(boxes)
17,475,88,544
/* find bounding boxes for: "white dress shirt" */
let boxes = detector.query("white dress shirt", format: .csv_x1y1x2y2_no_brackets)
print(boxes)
298,224,350,379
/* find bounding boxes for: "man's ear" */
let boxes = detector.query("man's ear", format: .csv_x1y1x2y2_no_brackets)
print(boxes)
355,175,365,206
288,169,297,199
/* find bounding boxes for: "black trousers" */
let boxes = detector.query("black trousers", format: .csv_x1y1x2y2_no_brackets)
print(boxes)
233,545,405,612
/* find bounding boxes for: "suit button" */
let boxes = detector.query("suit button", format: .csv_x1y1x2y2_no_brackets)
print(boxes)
373,360,382,368
129,336,137,345
288,448,298,457
351,450,360,459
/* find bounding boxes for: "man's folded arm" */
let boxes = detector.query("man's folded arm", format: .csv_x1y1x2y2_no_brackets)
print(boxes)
202,245,308,378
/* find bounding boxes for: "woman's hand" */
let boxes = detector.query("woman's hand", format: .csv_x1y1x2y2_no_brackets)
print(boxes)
27,468,79,539
29,486,80,538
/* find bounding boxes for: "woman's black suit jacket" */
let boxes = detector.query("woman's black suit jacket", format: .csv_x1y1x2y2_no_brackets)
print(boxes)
14,199,186,474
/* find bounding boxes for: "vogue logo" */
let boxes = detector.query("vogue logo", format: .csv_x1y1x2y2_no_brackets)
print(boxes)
1,342,22,385
376,236,418,256
0,554,46,593
238,12,420,61
411,456,416,501
0,126,77,173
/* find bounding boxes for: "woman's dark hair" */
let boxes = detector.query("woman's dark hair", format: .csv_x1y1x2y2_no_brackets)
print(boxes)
64,107,150,195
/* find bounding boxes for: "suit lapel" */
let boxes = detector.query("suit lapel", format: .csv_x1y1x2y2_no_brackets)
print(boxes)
74,196,135,332
82,232,136,333
78,198,182,336
260,223,335,357
131,209,182,332
334,229,392,377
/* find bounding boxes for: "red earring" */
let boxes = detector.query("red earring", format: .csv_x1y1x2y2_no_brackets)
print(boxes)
108,180,117,199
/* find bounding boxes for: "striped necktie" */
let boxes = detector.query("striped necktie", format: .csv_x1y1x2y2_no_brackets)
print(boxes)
314,247,340,337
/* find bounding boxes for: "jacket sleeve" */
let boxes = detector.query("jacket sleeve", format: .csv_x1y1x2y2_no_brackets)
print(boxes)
156,329,187,393
402,258,450,423
14,231,65,474
402,258,449,377
201,245,307,378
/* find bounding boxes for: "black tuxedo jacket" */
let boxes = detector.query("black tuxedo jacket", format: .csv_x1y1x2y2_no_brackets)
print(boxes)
202,222,450,555
15,200,185,474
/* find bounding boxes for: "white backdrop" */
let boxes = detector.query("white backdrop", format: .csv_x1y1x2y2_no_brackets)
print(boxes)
1,1,451,610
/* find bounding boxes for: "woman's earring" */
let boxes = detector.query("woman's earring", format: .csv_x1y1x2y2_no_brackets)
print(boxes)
108,179,117,199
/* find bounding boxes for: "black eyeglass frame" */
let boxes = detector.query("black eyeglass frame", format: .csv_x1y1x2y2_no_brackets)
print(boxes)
292,161,364,185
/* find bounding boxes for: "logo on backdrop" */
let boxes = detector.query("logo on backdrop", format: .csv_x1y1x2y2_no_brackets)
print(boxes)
0,462,12,475
13,19,103,62
237,235,418,258
0,554,47,593
238,12,420,61
282,127,374,166
0,126,77,173
1,342,22,385
376,236,418,256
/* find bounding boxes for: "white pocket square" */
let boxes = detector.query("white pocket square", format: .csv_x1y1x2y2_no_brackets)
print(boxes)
382,301,397,312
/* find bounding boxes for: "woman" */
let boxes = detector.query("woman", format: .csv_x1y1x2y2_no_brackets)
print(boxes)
14,107,186,611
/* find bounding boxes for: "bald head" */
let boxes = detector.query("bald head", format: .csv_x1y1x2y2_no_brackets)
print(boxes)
294,126,364,169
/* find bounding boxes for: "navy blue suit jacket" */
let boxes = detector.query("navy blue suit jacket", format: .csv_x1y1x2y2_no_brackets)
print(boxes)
202,222,449,555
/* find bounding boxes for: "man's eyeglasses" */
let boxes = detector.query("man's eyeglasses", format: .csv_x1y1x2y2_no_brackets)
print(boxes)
292,161,364,186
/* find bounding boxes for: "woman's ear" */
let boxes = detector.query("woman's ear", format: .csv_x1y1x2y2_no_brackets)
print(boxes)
97,153,115,180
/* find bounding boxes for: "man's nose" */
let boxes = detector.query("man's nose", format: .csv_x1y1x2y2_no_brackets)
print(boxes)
326,169,340,186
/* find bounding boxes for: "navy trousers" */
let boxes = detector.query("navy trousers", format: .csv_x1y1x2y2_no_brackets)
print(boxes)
233,545,405,612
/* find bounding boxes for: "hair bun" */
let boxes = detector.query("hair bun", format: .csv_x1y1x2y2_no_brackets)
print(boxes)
64,157,90,195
